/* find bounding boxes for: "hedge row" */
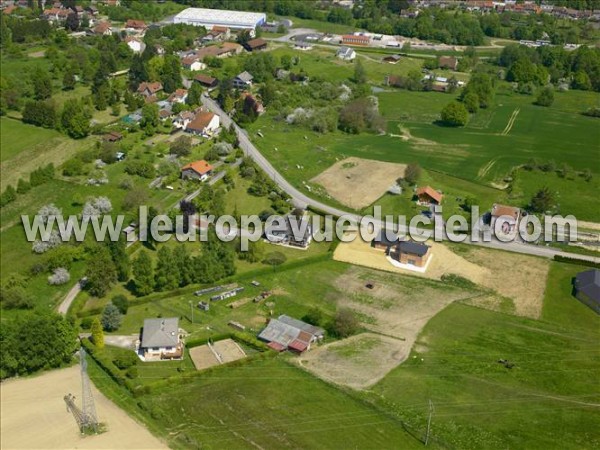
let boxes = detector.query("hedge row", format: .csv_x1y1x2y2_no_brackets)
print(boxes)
554,255,600,269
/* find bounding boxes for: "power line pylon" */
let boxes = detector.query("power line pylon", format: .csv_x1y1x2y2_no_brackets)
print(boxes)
79,347,98,434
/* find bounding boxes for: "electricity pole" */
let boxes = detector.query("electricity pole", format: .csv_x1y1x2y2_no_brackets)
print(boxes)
425,399,434,446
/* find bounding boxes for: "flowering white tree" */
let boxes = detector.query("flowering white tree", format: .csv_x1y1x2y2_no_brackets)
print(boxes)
213,142,234,156
48,267,70,285
32,231,62,253
37,204,62,224
82,197,112,220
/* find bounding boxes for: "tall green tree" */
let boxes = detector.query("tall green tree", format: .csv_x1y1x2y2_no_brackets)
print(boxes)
154,247,179,291
133,250,154,296
85,246,117,297
90,318,104,348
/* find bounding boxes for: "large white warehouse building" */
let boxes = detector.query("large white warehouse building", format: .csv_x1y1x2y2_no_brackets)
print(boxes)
173,8,267,31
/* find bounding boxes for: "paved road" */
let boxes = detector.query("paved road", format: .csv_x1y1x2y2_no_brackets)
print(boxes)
201,95,600,264
57,278,86,315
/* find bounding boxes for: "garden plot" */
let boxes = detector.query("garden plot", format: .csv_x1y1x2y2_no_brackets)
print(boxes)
311,157,406,209
189,338,247,371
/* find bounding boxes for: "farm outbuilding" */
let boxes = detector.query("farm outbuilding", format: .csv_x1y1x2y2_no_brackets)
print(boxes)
173,8,266,32
573,269,600,314
258,315,324,354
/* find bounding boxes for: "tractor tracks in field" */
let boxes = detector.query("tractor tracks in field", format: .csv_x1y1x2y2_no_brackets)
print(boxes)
501,108,520,136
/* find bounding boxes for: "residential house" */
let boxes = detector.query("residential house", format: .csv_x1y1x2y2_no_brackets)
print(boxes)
341,34,371,46
93,21,112,36
125,36,143,53
181,159,214,181
294,41,313,51
264,214,312,249
102,131,123,142
389,241,432,268
244,37,268,52
137,81,163,98
233,71,253,90
416,186,443,206
167,89,188,104
490,204,521,235
258,315,325,353
185,111,220,137
202,26,230,42
382,54,402,64
194,74,218,90
181,55,206,71
573,269,600,314
125,19,147,34
438,56,458,70
173,110,196,130
371,229,401,252
157,100,173,121
85,5,98,16
336,46,356,61
138,318,183,361
189,42,243,62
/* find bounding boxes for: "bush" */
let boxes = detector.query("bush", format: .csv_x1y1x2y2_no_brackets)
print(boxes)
113,353,138,370
440,102,469,127
101,303,122,331
329,308,359,338
48,267,70,285
263,251,287,266
112,294,129,314
80,317,94,330
535,86,554,107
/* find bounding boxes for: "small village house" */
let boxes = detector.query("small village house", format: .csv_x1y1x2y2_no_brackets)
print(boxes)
490,204,521,235
336,46,356,61
173,110,196,130
371,229,401,252
167,89,188,104
244,37,268,52
258,315,325,353
416,186,443,206
102,131,123,142
185,111,220,137
382,54,401,64
264,214,311,249
138,318,183,361
294,41,313,51
181,55,206,71
93,21,112,36
389,241,431,268
194,74,218,90
233,71,254,90
573,269,600,314
439,56,459,70
125,18,147,34
181,160,214,181
125,36,143,53
137,81,163,98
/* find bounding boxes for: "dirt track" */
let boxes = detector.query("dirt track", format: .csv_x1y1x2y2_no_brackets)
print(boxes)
311,157,406,209
1,366,166,450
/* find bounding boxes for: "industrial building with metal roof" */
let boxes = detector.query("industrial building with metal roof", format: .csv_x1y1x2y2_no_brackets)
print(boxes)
173,8,266,31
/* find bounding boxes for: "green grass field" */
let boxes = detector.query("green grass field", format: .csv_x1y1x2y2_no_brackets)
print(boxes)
371,262,600,449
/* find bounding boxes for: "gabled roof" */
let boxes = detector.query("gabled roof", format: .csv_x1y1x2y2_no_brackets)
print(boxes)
137,81,162,95
246,38,267,50
94,21,111,34
491,204,520,220
186,112,217,133
126,19,147,29
175,110,195,122
395,241,430,257
167,89,188,102
278,315,324,337
575,269,600,302
416,186,443,203
194,74,217,86
337,46,355,57
182,159,213,176
236,71,253,83
141,318,179,348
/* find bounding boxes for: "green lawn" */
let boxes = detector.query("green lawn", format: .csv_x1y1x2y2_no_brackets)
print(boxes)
371,279,600,449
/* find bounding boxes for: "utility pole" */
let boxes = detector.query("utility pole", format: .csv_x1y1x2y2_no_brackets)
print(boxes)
425,399,434,446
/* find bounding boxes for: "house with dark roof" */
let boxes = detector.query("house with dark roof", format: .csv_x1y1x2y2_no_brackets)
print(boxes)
389,241,431,268
382,54,402,64
139,318,183,361
181,160,213,181
258,315,324,353
102,131,123,142
416,186,443,206
439,56,458,70
194,74,218,90
371,229,401,251
244,37,268,52
574,269,600,314
264,214,312,249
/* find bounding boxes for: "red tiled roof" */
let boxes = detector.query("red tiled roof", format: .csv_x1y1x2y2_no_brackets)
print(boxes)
288,339,309,353
182,160,213,176
491,204,520,219
211,25,229,32
137,82,162,95
167,89,187,101
246,38,267,49
267,341,286,352
126,19,146,29
94,21,111,34
416,186,443,204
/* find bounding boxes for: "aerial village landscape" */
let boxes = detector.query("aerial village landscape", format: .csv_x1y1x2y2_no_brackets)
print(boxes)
0,0,599,449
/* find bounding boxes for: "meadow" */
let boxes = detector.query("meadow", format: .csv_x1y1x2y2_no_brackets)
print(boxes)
371,261,600,449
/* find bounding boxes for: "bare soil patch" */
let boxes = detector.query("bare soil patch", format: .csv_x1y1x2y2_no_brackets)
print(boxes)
298,333,407,389
311,157,406,209
189,338,247,371
1,366,166,449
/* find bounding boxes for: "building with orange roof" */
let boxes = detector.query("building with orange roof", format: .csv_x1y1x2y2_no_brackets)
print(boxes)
185,111,220,137
416,186,443,206
181,160,214,181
